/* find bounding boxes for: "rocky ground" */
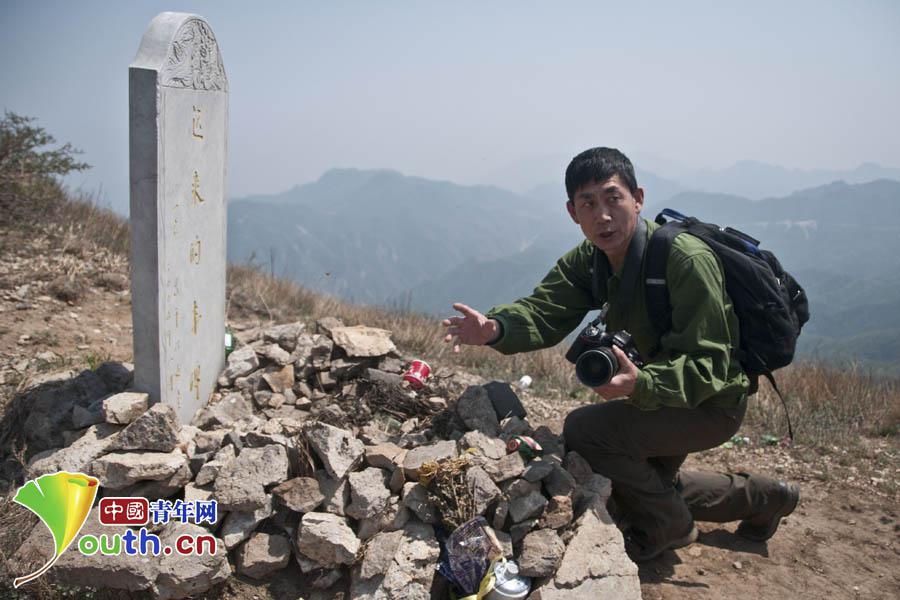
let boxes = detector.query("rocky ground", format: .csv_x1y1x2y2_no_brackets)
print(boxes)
0,222,898,599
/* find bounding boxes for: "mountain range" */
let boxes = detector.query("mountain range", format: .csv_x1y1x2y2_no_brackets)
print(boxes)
228,168,900,374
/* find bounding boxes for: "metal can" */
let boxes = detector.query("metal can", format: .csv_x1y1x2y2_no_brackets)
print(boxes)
506,435,543,459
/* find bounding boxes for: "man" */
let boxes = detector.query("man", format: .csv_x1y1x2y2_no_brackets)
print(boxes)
442,147,800,561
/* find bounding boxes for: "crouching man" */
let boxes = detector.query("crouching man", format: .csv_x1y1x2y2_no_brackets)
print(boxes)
442,147,799,561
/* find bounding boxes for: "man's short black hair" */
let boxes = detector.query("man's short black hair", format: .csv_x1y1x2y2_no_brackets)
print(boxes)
565,147,639,201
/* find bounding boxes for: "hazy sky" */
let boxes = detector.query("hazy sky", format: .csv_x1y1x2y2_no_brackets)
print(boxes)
2,1,899,214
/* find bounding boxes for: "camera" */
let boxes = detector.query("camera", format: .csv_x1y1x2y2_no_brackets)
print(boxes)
565,321,644,388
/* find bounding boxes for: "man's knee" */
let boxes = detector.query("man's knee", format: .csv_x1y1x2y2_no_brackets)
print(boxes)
562,406,591,453
563,403,621,455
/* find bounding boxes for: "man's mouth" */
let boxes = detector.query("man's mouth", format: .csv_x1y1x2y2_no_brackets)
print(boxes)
597,231,616,239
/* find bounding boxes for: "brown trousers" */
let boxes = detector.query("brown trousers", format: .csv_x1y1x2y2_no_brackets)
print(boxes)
563,399,784,547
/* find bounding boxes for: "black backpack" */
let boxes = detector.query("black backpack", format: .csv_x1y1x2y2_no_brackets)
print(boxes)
644,209,810,438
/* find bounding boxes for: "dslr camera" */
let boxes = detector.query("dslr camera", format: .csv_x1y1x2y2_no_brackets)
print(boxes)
565,320,644,388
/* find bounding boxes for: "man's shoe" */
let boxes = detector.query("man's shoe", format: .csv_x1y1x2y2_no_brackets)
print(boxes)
624,523,699,562
736,481,800,542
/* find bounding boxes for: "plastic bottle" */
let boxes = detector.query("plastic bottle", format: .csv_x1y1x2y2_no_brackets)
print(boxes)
484,560,531,600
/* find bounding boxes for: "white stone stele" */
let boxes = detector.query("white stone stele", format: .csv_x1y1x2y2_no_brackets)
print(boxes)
130,12,227,423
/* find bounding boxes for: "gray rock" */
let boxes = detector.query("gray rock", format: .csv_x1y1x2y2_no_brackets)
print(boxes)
236,532,292,579
220,497,275,549
523,459,555,482
493,499,509,530
91,450,189,489
109,403,180,452
102,391,149,424
195,444,236,486
529,575,642,600
356,497,410,541
350,520,439,600
224,345,259,381
544,462,577,498
401,482,439,524
273,477,324,513
456,385,499,435
503,477,541,499
500,415,532,437
258,343,292,366
312,568,343,589
193,429,226,454
346,468,391,520
214,444,289,511
482,452,526,483
540,495,574,530
263,322,306,352
458,430,507,461
365,442,406,470
519,529,565,577
553,496,638,586
296,512,360,567
72,398,104,428
359,530,404,579
191,393,253,429
331,325,397,357
510,518,539,544
364,367,402,386
304,421,365,479
402,440,458,479
563,451,594,485
27,423,122,478
119,461,192,499
315,316,345,337
261,363,294,394
508,490,548,523
466,466,502,515
315,471,350,516
154,522,232,599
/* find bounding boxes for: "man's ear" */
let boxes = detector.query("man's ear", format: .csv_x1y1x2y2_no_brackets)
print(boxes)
633,187,645,213
566,200,579,224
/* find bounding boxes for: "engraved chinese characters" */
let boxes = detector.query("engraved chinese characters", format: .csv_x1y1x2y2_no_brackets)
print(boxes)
130,13,227,423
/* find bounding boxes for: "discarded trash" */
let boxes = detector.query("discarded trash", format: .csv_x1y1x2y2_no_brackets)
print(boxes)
439,517,503,598
506,436,542,459
516,375,532,390
403,359,431,389
761,434,780,446
224,327,235,358
484,559,531,599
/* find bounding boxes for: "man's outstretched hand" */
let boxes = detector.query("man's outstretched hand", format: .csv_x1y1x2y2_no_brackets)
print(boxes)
442,303,501,353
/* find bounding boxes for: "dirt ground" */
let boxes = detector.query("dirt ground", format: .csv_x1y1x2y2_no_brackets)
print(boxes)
1,226,898,600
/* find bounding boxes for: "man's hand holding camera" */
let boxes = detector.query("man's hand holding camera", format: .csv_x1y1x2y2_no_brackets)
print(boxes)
591,345,639,400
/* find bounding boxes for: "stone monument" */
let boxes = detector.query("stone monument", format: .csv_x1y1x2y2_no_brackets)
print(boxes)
129,12,228,423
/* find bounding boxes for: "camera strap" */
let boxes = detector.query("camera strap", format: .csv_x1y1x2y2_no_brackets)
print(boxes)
591,217,648,315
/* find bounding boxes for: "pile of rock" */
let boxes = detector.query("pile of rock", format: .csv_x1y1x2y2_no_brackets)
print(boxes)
13,318,640,599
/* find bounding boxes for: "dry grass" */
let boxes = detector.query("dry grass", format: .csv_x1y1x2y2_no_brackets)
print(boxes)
748,360,900,446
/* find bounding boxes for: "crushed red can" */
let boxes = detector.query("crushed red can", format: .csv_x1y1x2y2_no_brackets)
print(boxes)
506,435,543,459
402,359,431,390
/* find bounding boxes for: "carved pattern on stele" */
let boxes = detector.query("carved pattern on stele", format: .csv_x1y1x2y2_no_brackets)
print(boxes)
160,19,227,91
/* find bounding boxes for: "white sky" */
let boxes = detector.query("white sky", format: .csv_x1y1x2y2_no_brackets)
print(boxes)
2,1,899,214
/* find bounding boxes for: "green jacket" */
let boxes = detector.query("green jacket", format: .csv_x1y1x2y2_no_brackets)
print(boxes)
484,218,749,410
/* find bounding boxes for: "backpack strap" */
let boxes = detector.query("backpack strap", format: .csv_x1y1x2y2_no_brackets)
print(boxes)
644,219,686,341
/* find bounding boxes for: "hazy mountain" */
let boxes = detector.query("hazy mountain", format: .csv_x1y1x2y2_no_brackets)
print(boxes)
681,160,900,200
227,168,571,305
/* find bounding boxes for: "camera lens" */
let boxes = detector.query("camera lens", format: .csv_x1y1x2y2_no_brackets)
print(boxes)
575,348,618,388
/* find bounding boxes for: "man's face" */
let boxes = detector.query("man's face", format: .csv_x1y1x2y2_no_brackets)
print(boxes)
566,174,644,266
